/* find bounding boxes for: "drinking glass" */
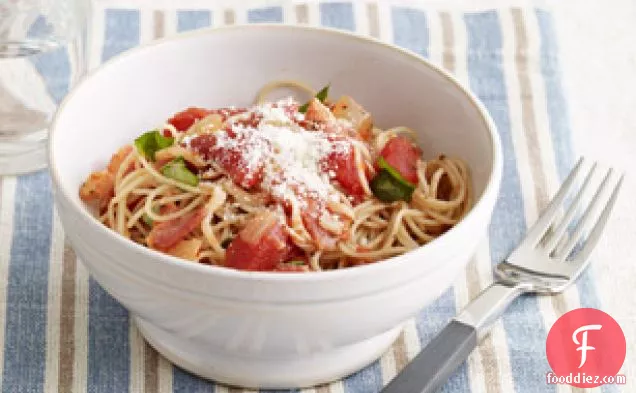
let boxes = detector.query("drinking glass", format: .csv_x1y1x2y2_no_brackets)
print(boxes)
0,0,88,175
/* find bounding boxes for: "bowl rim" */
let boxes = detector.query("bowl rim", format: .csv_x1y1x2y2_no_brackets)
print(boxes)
49,23,503,283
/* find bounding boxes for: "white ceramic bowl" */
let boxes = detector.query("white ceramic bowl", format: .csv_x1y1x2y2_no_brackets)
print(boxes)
50,25,502,389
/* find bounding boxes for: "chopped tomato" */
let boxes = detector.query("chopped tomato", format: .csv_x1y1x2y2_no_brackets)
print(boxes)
213,148,264,189
230,112,263,129
168,107,212,131
147,207,207,250
323,148,366,199
281,103,299,119
225,212,292,271
379,136,422,184
190,134,264,189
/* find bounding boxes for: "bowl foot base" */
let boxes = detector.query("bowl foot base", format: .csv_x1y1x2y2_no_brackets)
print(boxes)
134,316,402,389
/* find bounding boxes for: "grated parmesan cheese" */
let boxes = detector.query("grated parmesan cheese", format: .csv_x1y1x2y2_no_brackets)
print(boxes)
191,98,353,214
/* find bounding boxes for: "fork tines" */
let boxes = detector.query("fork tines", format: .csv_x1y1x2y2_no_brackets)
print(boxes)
523,157,623,264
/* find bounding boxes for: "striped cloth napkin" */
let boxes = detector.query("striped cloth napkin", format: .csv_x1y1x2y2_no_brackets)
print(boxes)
0,1,617,392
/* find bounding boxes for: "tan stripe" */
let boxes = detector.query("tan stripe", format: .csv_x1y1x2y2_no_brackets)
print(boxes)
58,241,77,393
295,4,309,24
154,10,165,39
366,3,380,38
224,9,236,25
73,263,89,393
440,11,503,393
144,343,159,393
227,387,244,393
440,12,455,71
391,332,408,371
510,10,562,289
511,9,549,209
479,335,501,386
512,10,580,393
44,215,63,392
467,262,501,391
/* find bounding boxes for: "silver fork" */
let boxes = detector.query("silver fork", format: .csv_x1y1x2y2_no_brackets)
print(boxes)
381,158,624,393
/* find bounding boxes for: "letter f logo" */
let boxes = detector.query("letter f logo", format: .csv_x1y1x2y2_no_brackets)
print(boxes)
572,324,602,368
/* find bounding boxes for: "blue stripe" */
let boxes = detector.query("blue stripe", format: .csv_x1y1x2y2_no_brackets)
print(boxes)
102,10,140,63
247,7,283,23
31,46,71,104
535,10,618,393
2,173,53,393
534,10,574,181
464,11,555,393
87,280,130,392
85,9,140,393
391,8,429,58
27,16,71,104
342,361,383,393
177,10,212,31
172,368,213,393
320,3,355,31
416,289,471,392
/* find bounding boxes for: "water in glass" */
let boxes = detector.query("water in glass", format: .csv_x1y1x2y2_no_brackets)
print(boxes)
0,0,86,175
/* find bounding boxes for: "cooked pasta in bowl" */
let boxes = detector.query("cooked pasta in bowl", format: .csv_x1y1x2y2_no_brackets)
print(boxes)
50,25,501,388
79,82,472,272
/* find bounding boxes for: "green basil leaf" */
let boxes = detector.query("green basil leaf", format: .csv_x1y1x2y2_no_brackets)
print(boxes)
315,84,330,102
298,84,330,114
160,156,199,186
134,130,174,161
370,169,415,202
142,214,153,226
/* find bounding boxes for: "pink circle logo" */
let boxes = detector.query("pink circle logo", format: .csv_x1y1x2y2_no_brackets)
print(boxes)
546,308,626,388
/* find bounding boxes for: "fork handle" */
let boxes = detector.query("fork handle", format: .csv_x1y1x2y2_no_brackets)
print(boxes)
381,282,524,393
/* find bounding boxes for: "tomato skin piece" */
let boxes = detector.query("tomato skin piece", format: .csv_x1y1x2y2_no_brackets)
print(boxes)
323,148,366,199
379,136,422,184
225,220,291,271
190,134,264,189
211,147,263,189
168,107,211,131
147,207,206,250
